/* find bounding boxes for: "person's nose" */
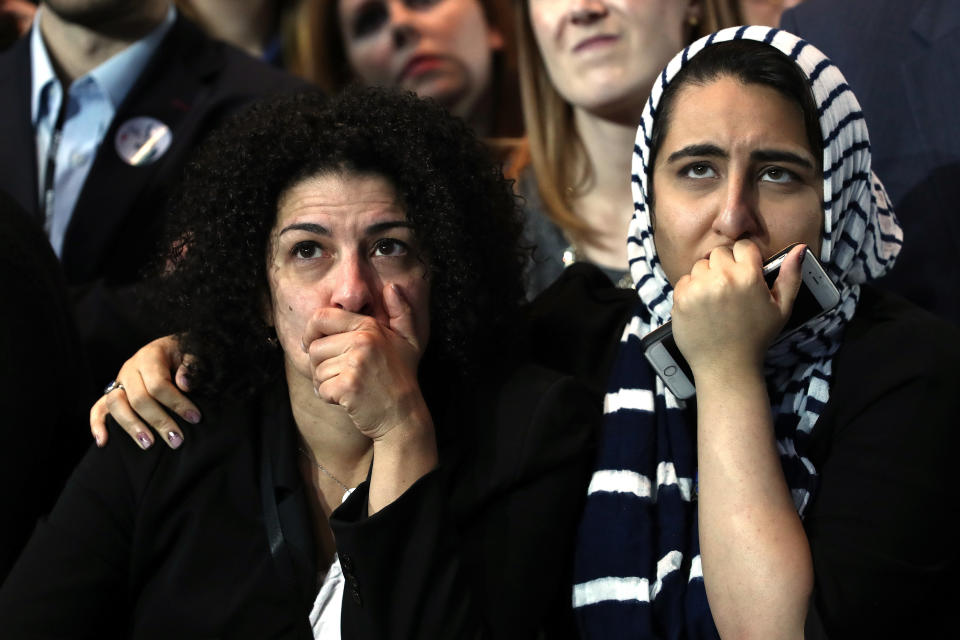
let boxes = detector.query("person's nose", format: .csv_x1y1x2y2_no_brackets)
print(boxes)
328,254,377,316
712,173,762,241
569,0,608,26
389,0,420,49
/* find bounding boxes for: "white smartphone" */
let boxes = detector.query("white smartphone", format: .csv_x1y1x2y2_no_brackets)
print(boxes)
641,244,841,400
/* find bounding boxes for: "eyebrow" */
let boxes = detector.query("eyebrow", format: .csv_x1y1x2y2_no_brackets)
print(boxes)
666,144,725,163
278,220,414,237
665,144,814,169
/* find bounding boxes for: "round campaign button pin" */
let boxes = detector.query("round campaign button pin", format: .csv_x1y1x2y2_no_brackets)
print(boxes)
115,117,172,166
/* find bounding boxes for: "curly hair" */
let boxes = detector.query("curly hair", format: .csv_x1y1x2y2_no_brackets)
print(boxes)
152,86,528,398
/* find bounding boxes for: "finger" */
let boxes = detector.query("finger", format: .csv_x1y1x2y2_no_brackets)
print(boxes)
690,257,711,279
384,284,419,349
89,397,111,447
140,359,201,426
732,238,763,269
302,307,375,350
125,372,188,449
707,244,735,270
313,358,347,405
175,354,195,392
771,244,806,318
307,331,358,369
103,387,155,450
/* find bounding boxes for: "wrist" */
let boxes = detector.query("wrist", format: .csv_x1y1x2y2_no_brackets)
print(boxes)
695,368,766,409
690,353,765,388
368,407,437,514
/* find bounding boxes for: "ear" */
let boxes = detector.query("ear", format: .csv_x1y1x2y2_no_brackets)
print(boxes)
487,26,505,52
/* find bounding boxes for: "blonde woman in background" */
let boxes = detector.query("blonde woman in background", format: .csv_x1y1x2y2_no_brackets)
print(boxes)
514,0,739,295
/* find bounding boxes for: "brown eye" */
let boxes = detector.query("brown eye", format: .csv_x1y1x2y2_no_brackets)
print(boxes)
682,163,716,179
760,167,797,184
372,238,409,257
292,242,322,259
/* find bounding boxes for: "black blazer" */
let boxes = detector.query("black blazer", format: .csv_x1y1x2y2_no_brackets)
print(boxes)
0,190,94,582
0,364,600,638
781,0,960,324
0,16,305,385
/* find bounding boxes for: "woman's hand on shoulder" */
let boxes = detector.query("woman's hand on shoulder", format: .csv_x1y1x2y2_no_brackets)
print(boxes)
671,240,805,380
90,335,201,450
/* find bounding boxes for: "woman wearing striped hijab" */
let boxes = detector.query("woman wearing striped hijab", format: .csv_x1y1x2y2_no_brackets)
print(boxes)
571,26,959,638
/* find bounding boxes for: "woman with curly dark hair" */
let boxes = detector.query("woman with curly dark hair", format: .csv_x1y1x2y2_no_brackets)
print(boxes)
0,86,598,638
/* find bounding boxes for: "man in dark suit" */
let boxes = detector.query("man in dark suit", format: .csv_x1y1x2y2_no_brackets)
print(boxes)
0,0,304,387
781,0,960,325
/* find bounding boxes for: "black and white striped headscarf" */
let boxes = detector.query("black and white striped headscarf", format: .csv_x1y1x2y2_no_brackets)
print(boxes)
573,26,903,637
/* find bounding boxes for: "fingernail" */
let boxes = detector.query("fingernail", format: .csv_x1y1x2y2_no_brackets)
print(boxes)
300,336,308,352
167,431,183,449
185,410,201,424
136,432,153,450
94,433,104,447
314,385,320,397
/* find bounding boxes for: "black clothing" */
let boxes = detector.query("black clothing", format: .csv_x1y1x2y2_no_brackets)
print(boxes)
802,285,960,637
0,190,94,582
0,365,598,638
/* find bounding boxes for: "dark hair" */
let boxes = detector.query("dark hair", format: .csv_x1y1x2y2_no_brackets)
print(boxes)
152,86,527,398
649,39,823,179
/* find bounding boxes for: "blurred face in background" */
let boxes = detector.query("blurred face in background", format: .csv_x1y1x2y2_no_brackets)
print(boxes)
338,0,504,122
737,0,805,27
527,0,700,123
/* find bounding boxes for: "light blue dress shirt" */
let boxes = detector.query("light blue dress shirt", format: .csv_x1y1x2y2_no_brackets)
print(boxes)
30,5,176,257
